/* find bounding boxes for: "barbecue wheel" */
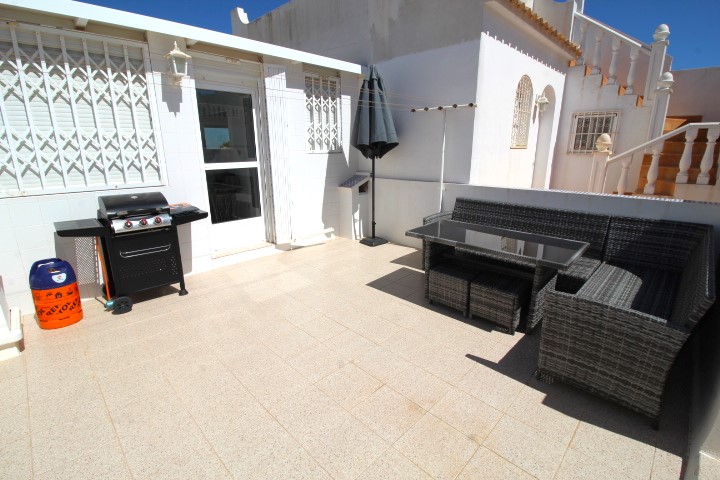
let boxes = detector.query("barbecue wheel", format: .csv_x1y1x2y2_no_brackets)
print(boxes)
112,296,133,314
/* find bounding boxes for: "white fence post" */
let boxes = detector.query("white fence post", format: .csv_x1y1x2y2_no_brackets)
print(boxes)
676,128,699,184
698,127,720,185
644,25,670,103
644,144,662,194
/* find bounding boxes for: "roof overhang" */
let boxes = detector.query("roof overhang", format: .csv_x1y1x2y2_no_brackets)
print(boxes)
488,0,582,59
0,0,364,75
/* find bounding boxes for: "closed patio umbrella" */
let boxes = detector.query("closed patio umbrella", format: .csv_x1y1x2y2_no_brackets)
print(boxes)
352,65,398,247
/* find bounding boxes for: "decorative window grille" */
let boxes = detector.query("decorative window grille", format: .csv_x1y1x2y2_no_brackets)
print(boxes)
510,75,533,148
569,111,619,153
0,24,163,197
305,74,340,152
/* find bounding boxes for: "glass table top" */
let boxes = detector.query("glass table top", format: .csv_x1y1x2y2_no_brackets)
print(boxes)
406,219,589,270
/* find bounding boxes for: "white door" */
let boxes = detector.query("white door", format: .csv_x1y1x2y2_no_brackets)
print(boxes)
196,86,266,255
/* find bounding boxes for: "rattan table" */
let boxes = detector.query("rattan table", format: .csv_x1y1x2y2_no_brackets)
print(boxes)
406,219,589,332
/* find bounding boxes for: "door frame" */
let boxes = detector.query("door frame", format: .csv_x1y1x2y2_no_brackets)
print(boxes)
194,80,273,253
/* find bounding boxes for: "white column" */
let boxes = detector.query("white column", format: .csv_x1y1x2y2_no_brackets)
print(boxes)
676,128,699,184
643,25,670,102
644,144,662,194
626,47,639,95
608,37,620,85
697,127,720,185
617,157,631,195
591,28,604,75
647,72,674,140
263,64,292,244
577,21,589,65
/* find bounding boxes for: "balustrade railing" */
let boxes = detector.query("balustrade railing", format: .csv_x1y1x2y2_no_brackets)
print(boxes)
573,13,651,96
592,123,720,196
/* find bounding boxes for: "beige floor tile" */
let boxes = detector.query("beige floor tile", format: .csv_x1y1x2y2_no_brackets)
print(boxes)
299,314,348,342
323,328,378,361
261,322,319,360
164,358,243,409
289,342,349,383
213,413,330,480
150,446,232,480
483,415,568,480
0,354,25,383
455,363,526,412
651,448,684,480
316,363,382,409
507,384,582,446
29,380,107,433
271,386,388,480
352,344,413,384
356,447,432,480
570,421,656,480
0,401,28,444
0,436,32,480
31,410,119,475
0,375,28,414
456,446,536,480
430,387,502,444
33,439,132,480
97,361,176,413
349,314,404,345
351,385,425,443
394,413,478,480
554,447,632,480
386,364,452,410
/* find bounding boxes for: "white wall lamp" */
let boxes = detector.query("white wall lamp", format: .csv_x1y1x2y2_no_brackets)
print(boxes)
535,93,550,113
165,41,192,85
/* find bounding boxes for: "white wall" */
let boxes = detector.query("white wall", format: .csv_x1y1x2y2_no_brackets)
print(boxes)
472,4,568,188
550,66,653,193
374,179,720,257
668,67,720,122
0,27,360,313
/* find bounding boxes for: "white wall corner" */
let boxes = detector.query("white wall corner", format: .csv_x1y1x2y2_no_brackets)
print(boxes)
231,7,250,37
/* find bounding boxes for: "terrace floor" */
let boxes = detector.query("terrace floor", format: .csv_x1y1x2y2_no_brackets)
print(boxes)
2,238,689,479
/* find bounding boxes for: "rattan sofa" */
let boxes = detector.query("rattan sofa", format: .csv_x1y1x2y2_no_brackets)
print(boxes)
537,216,716,424
423,198,611,330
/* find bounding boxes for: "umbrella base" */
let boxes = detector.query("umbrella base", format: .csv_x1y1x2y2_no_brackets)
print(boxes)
360,236,388,247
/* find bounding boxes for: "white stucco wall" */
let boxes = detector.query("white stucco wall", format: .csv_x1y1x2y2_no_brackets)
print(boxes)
668,67,720,122
0,25,360,313
550,66,653,193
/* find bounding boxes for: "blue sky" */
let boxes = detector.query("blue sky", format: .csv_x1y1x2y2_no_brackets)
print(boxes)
80,0,718,70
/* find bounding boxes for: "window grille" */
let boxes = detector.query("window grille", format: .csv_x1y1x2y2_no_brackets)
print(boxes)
305,74,340,152
569,111,619,153
510,75,533,148
0,24,163,196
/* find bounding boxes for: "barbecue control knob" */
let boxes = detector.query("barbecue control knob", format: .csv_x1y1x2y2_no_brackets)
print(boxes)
124,220,133,229
139,218,148,226
154,216,163,225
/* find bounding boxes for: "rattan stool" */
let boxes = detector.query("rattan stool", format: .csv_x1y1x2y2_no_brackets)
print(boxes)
470,271,530,334
428,263,476,317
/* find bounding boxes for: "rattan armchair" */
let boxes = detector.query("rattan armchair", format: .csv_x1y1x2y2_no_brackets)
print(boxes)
538,217,715,425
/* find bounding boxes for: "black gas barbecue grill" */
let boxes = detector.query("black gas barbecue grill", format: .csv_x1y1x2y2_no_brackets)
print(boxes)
55,192,207,313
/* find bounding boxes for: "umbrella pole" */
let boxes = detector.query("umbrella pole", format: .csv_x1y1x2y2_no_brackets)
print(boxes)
360,156,388,247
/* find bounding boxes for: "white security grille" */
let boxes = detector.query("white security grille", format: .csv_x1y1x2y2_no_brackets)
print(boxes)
569,111,619,153
0,24,162,196
510,75,533,148
305,74,340,152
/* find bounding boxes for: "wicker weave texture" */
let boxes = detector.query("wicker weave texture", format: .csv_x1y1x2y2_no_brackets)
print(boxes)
539,278,688,419
428,263,475,317
470,271,530,334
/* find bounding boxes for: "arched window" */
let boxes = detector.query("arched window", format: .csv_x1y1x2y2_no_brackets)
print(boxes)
510,75,533,148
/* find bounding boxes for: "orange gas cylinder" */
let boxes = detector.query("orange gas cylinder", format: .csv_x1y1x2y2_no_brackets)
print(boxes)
29,258,83,329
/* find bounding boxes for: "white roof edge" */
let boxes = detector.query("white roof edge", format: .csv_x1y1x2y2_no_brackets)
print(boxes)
0,0,364,75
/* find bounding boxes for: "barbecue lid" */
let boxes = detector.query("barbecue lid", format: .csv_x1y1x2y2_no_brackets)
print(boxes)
98,192,169,219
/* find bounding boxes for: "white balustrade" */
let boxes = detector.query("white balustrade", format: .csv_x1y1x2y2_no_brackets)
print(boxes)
626,47,639,95
676,128,699,184
644,145,662,194
698,128,720,185
608,37,620,85
617,157,631,195
591,29,604,75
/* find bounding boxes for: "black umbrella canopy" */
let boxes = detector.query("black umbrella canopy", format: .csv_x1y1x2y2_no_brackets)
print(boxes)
352,65,398,159
351,65,398,246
